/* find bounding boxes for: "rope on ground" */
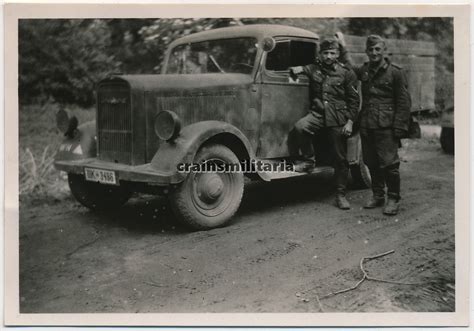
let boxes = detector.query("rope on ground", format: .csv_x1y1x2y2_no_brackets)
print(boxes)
321,249,421,300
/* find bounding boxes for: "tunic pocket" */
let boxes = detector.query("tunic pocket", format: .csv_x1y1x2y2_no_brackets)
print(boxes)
377,104,395,128
311,72,324,83
328,77,344,86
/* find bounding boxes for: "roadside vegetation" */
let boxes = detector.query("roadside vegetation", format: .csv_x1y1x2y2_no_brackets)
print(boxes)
19,104,94,199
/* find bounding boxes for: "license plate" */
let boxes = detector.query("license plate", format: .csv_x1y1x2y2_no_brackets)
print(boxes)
84,168,117,185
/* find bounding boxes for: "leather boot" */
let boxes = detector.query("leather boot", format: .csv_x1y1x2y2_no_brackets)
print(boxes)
363,196,385,209
383,198,399,215
335,195,350,210
293,159,315,173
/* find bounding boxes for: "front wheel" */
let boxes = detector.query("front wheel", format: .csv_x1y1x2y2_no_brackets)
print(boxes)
68,174,132,211
169,144,244,230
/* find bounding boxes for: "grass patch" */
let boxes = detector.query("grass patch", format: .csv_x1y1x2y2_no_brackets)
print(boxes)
19,103,95,199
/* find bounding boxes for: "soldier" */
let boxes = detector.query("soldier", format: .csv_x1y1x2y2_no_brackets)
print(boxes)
289,37,359,210
336,34,411,215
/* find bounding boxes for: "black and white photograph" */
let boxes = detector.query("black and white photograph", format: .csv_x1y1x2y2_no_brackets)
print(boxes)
4,3,471,327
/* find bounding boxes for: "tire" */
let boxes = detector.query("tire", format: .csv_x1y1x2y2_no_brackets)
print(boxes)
169,144,244,230
350,156,372,189
440,127,454,154
68,174,132,211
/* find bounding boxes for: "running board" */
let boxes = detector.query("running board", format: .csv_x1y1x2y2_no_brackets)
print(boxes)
256,159,334,180
264,166,334,180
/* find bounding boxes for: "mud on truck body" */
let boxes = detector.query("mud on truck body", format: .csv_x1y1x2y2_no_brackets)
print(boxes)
54,24,436,230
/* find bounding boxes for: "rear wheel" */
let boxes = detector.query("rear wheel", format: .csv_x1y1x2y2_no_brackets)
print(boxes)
169,144,244,230
440,127,454,154
68,174,132,211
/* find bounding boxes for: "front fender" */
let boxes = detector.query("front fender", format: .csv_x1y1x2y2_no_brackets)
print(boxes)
54,121,97,163
150,121,257,181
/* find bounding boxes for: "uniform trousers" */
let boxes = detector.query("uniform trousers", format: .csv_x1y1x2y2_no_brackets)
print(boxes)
291,112,350,196
360,128,401,201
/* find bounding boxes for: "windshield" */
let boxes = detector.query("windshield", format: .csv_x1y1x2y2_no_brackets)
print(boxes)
166,37,258,75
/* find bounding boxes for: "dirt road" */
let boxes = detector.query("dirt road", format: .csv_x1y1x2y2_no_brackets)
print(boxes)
19,138,454,313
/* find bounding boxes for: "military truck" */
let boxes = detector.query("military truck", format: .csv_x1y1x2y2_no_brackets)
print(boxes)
54,24,436,230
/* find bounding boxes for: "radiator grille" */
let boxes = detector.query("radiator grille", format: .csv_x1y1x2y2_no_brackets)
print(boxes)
97,84,132,164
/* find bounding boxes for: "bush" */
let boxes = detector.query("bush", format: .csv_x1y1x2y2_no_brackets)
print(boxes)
19,103,95,197
20,146,56,195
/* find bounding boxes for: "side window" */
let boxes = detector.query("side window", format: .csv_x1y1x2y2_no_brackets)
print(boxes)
265,40,316,72
266,41,290,71
291,41,316,67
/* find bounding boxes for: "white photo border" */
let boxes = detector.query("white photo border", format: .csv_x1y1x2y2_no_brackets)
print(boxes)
4,3,471,327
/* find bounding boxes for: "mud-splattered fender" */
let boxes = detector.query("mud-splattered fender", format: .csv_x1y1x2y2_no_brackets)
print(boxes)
54,121,97,163
150,121,267,181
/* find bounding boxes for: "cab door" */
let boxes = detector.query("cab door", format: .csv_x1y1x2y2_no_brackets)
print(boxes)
256,38,317,158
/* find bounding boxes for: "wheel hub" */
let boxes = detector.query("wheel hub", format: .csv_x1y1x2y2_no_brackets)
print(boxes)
197,173,224,203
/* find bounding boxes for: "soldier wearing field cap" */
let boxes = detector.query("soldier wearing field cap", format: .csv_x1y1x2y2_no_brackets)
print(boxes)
289,37,359,210
336,33,411,215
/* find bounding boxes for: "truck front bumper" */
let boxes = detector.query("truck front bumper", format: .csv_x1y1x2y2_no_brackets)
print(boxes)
54,158,184,186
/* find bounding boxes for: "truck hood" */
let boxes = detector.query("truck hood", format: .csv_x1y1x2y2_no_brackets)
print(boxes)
103,73,254,92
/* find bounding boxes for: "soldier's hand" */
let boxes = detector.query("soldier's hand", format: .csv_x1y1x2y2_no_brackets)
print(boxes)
393,128,408,138
290,66,304,75
312,98,325,113
342,120,353,137
334,32,347,48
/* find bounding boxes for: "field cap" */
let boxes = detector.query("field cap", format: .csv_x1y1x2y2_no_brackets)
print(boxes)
320,37,339,52
366,34,386,48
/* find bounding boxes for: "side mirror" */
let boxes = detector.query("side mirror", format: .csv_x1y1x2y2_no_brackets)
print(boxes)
262,37,276,52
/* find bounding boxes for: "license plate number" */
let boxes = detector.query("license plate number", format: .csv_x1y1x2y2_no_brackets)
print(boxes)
84,168,117,185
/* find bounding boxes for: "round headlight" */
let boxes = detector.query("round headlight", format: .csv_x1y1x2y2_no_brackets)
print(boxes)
154,110,181,141
56,109,70,134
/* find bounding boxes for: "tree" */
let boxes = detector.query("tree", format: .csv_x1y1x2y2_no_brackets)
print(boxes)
19,19,120,106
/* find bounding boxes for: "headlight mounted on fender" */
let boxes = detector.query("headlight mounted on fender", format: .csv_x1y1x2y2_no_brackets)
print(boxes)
154,110,181,141
56,109,78,138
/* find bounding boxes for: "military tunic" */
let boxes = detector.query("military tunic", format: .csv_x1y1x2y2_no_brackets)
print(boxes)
303,60,359,127
291,60,359,195
357,59,411,132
